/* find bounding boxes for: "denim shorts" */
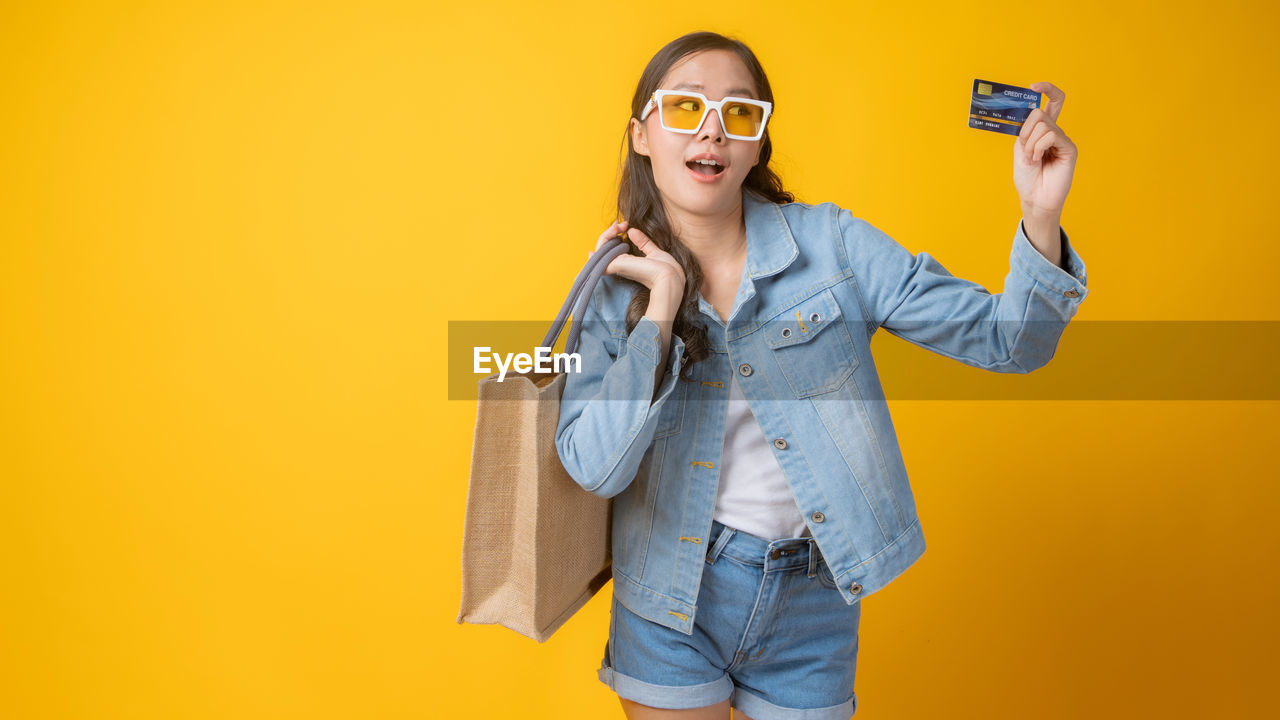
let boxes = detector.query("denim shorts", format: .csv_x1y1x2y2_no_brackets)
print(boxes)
598,519,861,719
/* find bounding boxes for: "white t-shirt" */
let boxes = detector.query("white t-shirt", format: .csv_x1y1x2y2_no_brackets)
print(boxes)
712,373,811,540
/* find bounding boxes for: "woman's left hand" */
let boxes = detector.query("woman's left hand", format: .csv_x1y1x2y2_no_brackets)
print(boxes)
1013,82,1077,219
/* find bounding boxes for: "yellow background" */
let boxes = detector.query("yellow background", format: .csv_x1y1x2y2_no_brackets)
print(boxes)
3,1,1278,717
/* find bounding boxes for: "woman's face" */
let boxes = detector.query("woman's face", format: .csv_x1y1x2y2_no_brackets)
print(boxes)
630,49,765,218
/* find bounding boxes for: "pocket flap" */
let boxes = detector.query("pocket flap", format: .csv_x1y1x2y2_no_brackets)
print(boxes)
765,289,844,350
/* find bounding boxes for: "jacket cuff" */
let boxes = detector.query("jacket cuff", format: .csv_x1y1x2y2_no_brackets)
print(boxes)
1013,220,1089,303
627,316,685,367
626,315,662,363
627,316,686,401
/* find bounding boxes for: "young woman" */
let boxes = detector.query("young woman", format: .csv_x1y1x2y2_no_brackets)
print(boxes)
555,31,1087,720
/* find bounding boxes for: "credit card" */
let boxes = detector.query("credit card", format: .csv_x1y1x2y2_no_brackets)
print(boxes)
969,79,1042,136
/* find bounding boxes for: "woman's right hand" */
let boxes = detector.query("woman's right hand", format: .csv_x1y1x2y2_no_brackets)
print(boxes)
588,220,686,295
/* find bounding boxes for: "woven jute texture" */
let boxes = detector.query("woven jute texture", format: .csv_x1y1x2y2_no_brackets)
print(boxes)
456,369,612,642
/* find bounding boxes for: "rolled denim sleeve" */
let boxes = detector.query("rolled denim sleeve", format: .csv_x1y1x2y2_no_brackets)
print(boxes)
839,209,1089,373
555,289,686,499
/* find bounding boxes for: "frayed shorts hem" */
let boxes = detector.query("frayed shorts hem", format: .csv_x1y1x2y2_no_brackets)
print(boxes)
733,685,857,720
597,666,733,710
597,666,856,719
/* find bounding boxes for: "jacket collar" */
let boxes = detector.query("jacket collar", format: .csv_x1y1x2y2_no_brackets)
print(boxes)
694,188,799,336
742,187,799,280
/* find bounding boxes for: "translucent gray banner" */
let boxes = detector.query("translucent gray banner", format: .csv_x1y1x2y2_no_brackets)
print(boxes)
447,320,1280,401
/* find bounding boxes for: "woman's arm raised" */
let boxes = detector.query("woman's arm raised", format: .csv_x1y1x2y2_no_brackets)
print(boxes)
554,222,687,499
1014,82,1077,271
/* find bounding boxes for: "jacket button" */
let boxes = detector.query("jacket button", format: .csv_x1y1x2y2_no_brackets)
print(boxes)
810,312,821,323
739,363,753,377
849,582,863,595
781,327,791,338
811,511,824,523
773,437,787,450
1064,288,1080,298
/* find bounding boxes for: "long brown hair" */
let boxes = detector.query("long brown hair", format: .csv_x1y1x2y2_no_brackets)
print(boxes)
618,31,794,381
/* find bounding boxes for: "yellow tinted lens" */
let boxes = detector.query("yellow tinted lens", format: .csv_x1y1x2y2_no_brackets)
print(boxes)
723,101,764,137
660,93,705,130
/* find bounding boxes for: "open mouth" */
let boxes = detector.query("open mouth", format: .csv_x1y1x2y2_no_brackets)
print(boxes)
686,159,726,176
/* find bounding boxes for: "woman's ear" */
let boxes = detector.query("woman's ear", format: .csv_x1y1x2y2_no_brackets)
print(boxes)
630,118,650,157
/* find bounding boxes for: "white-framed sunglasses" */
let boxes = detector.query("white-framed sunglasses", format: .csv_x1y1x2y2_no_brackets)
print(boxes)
640,89,773,141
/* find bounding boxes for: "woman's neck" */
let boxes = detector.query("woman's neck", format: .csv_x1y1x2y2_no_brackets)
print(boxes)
668,200,748,271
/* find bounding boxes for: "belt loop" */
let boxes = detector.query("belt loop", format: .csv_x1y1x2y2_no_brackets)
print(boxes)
807,539,817,578
706,525,735,565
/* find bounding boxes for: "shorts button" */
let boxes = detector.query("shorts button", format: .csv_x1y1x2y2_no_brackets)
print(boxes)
739,363,753,377
811,511,825,523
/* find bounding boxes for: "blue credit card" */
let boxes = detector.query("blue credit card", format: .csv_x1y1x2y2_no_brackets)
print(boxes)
969,79,1042,136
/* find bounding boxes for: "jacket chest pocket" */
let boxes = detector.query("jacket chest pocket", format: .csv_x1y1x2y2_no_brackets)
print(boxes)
765,287,859,398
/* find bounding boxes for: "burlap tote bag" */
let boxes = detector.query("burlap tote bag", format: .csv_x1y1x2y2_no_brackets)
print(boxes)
457,236,632,642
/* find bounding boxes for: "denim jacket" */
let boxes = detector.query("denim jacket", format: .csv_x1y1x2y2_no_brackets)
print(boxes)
555,188,1089,635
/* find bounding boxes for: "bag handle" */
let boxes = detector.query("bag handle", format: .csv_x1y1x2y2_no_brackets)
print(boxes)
539,237,631,357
